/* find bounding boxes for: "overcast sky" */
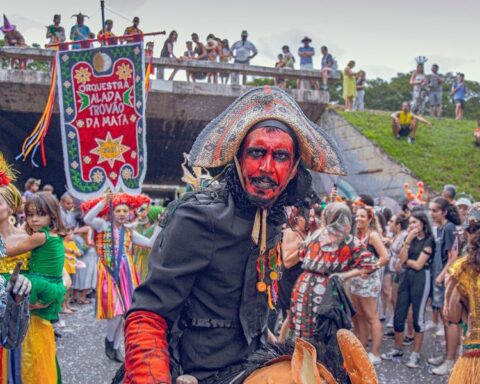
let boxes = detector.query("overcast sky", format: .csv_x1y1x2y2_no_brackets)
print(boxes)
4,0,480,81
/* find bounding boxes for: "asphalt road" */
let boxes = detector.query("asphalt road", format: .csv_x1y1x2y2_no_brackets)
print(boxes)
57,302,449,384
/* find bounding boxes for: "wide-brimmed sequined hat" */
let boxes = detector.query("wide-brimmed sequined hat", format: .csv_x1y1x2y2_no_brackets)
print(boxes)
189,86,347,175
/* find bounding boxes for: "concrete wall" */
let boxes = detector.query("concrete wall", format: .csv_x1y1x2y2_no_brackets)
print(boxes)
319,110,423,200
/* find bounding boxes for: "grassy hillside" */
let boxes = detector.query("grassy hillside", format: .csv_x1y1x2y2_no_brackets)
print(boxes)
339,111,480,199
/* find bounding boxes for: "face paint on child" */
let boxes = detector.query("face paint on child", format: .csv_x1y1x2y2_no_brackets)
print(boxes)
113,204,130,226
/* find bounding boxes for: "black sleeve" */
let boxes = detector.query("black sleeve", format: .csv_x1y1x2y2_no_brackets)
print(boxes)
422,237,435,257
129,201,214,323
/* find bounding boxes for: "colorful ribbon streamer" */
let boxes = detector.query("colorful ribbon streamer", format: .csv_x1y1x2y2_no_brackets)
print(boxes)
16,59,57,167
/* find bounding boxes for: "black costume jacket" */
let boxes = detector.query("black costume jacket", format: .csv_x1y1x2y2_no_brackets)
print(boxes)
129,181,285,381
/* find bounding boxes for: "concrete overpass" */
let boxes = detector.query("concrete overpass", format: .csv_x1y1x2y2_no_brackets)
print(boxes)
0,47,331,197
0,47,422,200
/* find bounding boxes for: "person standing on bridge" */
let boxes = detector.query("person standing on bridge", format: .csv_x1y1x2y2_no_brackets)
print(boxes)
123,16,143,43
343,60,357,112
158,30,178,80
231,30,258,85
70,13,95,49
97,19,117,45
189,33,208,83
121,86,347,384
297,36,317,90
46,14,66,47
1,14,27,69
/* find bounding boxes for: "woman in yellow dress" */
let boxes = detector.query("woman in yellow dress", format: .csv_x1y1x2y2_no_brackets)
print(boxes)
343,60,357,112
446,203,480,384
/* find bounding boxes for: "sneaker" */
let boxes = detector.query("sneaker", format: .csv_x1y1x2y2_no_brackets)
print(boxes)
368,352,382,365
381,348,404,360
56,319,66,328
432,359,455,376
407,136,414,144
384,329,395,338
105,338,116,361
435,327,445,337
428,355,444,366
405,352,421,368
403,336,414,346
386,321,394,329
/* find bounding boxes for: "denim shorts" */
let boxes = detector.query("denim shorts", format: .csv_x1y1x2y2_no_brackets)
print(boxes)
432,283,445,309
429,92,442,106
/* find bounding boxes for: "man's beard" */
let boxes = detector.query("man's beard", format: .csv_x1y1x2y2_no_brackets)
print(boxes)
246,176,280,207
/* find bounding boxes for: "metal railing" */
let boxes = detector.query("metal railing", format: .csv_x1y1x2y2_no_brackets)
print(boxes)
0,46,339,83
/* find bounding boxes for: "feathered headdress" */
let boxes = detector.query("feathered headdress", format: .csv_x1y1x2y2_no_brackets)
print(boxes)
81,193,151,218
415,56,428,65
404,181,425,208
0,153,21,211
0,153,16,187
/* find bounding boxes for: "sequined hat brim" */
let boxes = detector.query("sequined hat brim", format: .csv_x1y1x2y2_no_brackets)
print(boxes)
188,86,347,175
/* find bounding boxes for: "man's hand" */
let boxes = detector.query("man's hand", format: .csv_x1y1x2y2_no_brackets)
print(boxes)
7,274,31,298
104,192,114,204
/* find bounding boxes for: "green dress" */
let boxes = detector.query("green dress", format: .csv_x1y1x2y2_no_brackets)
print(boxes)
133,223,155,282
26,227,66,321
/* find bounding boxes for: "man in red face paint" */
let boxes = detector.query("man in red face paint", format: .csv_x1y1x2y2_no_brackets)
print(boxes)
239,122,298,206
121,87,346,384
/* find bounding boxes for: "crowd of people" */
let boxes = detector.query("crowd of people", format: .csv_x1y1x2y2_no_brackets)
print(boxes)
1,11,480,384
0,170,168,381
1,12,474,119
0,149,478,382
268,184,479,377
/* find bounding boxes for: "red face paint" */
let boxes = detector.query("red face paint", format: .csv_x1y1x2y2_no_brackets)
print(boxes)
239,127,296,204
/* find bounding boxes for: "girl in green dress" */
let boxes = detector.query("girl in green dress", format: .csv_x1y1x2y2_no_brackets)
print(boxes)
5,191,67,383
5,191,67,321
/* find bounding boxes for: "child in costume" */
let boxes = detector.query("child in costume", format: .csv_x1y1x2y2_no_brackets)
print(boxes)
133,204,164,282
62,229,83,313
71,225,97,304
4,191,66,383
6,192,67,321
82,192,161,362
446,204,480,384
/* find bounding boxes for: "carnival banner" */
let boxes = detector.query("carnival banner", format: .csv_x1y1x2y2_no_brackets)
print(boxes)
56,42,146,199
